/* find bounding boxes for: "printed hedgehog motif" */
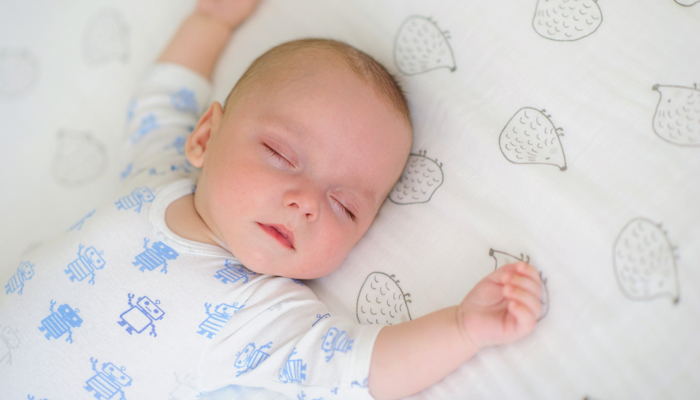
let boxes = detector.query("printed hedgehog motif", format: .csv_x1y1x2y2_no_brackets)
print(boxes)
613,218,680,304
652,84,700,147
393,16,456,75
532,0,603,41
489,248,530,270
52,130,108,187
0,48,39,97
82,8,130,66
389,150,444,205
499,107,567,171
356,272,412,325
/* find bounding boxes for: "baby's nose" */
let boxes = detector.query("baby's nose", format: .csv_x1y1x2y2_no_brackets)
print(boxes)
284,188,319,221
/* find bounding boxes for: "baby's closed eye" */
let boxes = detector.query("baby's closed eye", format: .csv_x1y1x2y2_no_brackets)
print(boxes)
331,196,356,223
264,144,294,168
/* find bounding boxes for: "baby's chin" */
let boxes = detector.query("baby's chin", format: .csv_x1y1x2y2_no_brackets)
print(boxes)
225,231,351,279
264,262,340,280
232,251,341,280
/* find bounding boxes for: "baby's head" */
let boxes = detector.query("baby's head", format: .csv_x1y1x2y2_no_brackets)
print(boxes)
185,39,412,279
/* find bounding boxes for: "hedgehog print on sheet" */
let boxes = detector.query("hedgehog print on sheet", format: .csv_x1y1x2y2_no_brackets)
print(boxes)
489,248,530,270
652,84,700,147
613,218,680,304
389,150,444,204
356,272,411,325
499,108,567,170
489,249,550,320
532,0,603,41
82,8,130,66
393,16,456,76
0,48,39,97
52,130,108,187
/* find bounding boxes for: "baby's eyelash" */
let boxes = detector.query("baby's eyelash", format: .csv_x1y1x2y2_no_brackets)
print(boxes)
333,197,356,223
265,144,293,167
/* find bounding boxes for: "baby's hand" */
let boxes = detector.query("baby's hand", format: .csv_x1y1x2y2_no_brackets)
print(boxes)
457,262,543,351
196,0,263,30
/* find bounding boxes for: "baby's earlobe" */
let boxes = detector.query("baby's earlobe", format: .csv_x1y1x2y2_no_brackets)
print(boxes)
184,126,209,168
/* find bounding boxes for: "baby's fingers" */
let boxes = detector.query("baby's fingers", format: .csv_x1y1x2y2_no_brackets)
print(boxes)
507,299,538,333
514,262,542,284
503,284,541,320
504,268,542,299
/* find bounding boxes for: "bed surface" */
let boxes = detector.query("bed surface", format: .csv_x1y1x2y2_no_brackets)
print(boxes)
1,1,699,399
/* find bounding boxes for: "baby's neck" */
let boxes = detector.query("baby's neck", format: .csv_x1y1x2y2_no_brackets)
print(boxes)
165,194,221,247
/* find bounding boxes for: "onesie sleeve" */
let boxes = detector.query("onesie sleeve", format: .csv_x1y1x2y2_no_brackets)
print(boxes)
199,277,383,400
119,62,212,188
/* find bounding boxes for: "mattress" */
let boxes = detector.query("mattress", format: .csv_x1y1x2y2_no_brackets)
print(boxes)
1,0,699,399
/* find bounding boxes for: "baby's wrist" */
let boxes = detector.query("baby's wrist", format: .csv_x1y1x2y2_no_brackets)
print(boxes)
191,9,237,33
454,306,482,355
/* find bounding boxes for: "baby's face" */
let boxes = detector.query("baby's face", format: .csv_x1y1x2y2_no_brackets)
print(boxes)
191,61,411,279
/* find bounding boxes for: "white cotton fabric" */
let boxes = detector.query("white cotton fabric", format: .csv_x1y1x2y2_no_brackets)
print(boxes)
0,64,380,400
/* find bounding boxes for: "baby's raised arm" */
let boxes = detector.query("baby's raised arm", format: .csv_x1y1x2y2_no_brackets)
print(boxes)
157,0,262,80
368,262,543,400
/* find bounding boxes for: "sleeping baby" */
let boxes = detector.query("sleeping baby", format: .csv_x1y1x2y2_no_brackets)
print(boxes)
0,1,543,399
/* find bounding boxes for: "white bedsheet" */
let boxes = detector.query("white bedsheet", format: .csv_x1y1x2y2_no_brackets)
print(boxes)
1,1,699,399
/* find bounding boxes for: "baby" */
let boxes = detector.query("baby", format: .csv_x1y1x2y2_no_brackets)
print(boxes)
0,1,542,399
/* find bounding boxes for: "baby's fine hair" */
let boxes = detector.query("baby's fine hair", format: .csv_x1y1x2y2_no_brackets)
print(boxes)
224,38,411,127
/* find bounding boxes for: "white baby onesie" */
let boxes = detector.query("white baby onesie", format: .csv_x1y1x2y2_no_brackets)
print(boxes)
0,63,381,400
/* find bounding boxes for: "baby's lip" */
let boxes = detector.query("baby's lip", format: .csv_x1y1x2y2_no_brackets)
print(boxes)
257,223,295,250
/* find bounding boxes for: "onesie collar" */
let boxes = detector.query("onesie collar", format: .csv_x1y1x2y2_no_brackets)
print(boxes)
149,178,235,258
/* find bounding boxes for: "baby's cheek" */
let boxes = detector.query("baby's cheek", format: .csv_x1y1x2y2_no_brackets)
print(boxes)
320,222,358,273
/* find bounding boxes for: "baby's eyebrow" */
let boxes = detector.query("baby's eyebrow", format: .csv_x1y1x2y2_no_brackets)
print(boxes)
333,184,377,218
260,115,307,140
354,187,380,214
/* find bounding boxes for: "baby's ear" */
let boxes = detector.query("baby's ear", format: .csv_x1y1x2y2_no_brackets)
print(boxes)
185,101,224,168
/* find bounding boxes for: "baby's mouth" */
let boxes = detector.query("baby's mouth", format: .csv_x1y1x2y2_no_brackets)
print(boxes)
257,223,295,250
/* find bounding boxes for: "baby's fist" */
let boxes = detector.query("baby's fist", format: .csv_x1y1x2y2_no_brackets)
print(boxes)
457,262,543,351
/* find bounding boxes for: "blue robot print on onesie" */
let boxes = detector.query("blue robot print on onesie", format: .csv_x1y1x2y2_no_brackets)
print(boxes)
118,294,164,337
234,342,273,377
312,313,330,327
167,136,186,155
126,99,136,122
119,163,133,180
279,348,307,384
84,357,132,399
115,186,155,213
213,259,256,285
65,244,106,285
296,391,324,400
197,302,244,339
351,378,368,389
38,300,82,343
67,209,96,232
321,327,353,362
132,237,178,274
170,87,198,114
5,261,35,295
129,113,159,144
169,162,193,174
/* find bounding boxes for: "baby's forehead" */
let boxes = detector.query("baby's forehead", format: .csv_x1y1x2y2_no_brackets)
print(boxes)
260,49,363,91
226,41,412,129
